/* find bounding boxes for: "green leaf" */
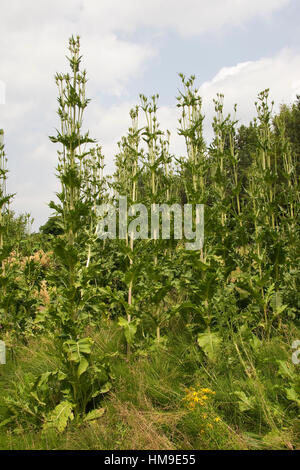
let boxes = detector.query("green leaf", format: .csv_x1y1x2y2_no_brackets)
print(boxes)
91,381,111,398
234,391,255,412
63,338,93,363
277,360,295,380
30,391,46,406
43,401,74,433
78,357,89,377
270,291,282,311
249,335,261,351
286,387,300,407
235,286,250,299
118,317,140,345
197,329,221,361
99,382,112,394
0,417,14,428
83,408,105,423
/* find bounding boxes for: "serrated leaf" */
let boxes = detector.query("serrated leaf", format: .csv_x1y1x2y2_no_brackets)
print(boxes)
234,391,255,412
43,401,74,433
277,360,295,380
286,387,300,406
83,408,105,423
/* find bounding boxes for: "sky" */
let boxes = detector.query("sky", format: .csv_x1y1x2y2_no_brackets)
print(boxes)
0,0,299,230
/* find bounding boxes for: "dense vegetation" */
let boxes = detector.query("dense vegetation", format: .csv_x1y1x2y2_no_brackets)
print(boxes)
0,36,299,450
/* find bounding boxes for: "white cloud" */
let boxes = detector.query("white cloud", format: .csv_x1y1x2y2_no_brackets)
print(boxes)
197,48,300,141
81,34,155,97
0,1,290,39
79,0,290,37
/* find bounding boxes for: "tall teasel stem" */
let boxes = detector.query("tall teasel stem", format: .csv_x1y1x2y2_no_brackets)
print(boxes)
273,114,299,227
227,105,242,221
127,107,140,322
50,35,96,332
177,74,206,203
0,130,5,250
161,130,172,202
247,91,276,295
177,75,206,261
140,94,165,339
114,107,140,354
0,130,14,251
254,90,277,230
140,94,163,241
84,145,106,268
160,130,174,257
211,93,229,230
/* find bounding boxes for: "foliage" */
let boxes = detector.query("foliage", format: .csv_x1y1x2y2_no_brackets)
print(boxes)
0,36,299,449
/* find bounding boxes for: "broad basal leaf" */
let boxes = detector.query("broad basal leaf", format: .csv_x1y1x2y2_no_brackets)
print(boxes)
43,401,74,433
197,329,222,361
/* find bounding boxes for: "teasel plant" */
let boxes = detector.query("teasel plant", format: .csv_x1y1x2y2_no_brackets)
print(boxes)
211,96,249,250
210,93,233,233
0,130,15,252
159,130,175,256
49,35,96,327
177,74,207,263
274,116,300,293
160,130,172,200
272,115,300,311
82,144,106,268
140,94,175,251
177,74,207,203
209,93,249,296
49,35,111,415
126,108,140,312
273,113,299,232
113,107,142,355
242,90,298,335
259,92,298,287
0,129,6,251
246,91,276,291
140,94,171,341
140,93,163,214
254,90,278,230
227,106,242,222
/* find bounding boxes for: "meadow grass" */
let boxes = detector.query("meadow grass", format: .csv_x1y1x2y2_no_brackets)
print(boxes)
0,320,299,450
